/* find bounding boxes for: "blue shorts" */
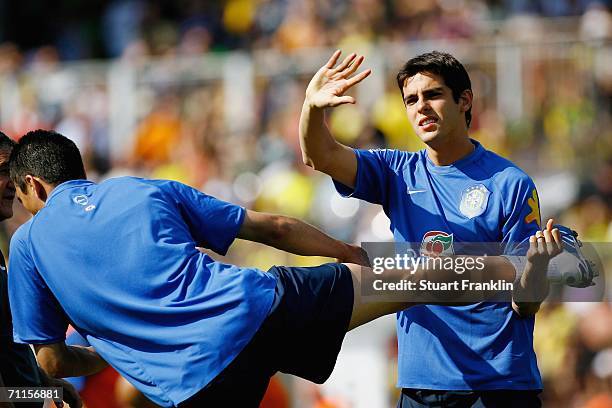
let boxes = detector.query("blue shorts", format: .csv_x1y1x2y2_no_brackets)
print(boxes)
398,389,542,408
178,263,354,407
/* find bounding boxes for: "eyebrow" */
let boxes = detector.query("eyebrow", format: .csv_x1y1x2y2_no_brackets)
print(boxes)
403,86,445,104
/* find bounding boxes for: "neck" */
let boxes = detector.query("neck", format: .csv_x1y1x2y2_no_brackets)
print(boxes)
426,136,474,166
40,182,58,202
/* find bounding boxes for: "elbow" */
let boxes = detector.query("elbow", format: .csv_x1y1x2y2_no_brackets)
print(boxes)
269,215,292,242
302,150,314,169
301,152,330,173
38,354,64,378
302,155,315,169
301,153,319,170
36,345,70,378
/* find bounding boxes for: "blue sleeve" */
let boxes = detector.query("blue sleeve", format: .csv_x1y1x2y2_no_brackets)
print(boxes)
333,148,402,206
158,180,246,255
500,171,541,256
8,226,69,344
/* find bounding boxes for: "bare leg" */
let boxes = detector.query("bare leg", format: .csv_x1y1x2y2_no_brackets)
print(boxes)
344,263,418,330
344,255,516,330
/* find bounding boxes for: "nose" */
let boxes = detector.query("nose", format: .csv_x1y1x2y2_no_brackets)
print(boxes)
416,97,429,113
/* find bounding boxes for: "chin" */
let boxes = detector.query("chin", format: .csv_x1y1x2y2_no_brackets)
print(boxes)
418,131,441,145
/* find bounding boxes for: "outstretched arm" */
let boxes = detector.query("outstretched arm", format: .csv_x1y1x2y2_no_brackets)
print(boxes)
299,51,371,187
237,210,369,265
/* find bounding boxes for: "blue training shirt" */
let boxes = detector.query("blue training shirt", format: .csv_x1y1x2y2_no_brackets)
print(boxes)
335,140,543,390
8,177,277,407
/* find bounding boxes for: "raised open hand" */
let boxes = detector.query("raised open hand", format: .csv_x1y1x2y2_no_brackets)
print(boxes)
305,50,372,109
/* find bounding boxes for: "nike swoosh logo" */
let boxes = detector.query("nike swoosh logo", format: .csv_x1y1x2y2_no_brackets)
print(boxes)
407,189,426,195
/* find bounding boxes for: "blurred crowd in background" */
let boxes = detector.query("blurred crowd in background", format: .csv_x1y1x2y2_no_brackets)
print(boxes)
0,1,610,407
0,0,610,59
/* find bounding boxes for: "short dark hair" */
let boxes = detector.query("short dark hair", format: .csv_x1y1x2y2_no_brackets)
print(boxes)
10,130,86,191
0,131,16,158
397,51,472,127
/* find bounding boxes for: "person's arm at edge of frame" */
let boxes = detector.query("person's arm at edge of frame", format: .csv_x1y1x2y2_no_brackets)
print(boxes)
0,372,16,408
36,367,82,408
34,342,107,381
299,50,370,188
237,209,369,266
511,219,562,318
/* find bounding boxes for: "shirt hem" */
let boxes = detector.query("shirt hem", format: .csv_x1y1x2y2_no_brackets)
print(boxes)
397,382,543,391
12,335,66,345
174,281,277,405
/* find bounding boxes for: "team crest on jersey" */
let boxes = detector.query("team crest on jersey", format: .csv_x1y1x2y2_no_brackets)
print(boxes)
420,231,454,256
459,184,490,219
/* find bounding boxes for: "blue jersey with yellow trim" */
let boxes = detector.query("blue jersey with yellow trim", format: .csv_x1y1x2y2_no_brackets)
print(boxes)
335,140,543,390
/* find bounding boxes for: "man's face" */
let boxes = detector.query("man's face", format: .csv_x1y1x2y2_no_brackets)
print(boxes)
402,72,468,147
0,154,15,220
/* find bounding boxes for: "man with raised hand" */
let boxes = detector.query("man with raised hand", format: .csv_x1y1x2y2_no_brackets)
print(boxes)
299,50,563,407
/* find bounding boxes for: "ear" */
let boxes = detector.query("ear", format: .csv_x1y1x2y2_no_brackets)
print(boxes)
24,175,48,202
459,89,473,113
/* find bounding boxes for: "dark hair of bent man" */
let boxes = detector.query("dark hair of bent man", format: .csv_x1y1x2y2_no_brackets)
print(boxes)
9,129,86,191
0,132,16,156
396,51,473,128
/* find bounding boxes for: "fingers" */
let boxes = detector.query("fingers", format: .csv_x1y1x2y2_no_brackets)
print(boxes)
535,230,546,255
333,64,371,97
309,50,371,107
343,55,365,78
333,55,365,79
545,218,562,255
535,228,555,257
325,50,342,69
343,68,372,89
543,228,555,256
330,95,356,107
330,53,357,76
551,227,561,251
530,218,562,259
